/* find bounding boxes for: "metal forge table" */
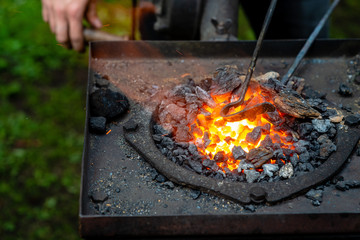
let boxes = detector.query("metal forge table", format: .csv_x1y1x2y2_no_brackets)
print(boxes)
80,40,360,239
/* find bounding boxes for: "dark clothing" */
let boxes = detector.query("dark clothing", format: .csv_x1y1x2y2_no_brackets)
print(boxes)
240,0,330,39
139,0,330,40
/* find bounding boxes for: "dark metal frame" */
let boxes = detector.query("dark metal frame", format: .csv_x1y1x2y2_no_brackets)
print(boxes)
80,40,360,239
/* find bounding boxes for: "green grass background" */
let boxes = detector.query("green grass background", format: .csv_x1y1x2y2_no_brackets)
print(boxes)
0,0,359,239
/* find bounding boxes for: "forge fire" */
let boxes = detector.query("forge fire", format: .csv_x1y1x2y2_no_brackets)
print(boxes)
190,82,294,171
154,66,340,183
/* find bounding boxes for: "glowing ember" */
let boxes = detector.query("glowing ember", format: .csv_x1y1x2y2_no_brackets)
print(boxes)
154,68,333,182
190,81,294,172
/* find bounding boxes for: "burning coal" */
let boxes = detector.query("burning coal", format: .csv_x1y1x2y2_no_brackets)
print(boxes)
153,66,339,183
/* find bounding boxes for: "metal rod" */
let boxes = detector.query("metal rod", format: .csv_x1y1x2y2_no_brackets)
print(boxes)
130,0,137,40
281,0,340,84
220,0,277,117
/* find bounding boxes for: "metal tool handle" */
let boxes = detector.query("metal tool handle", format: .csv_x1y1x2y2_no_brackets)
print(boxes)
231,0,277,102
220,0,277,117
83,28,128,42
281,0,340,84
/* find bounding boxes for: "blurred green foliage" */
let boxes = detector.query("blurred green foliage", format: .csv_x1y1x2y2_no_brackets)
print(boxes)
331,0,360,38
238,5,256,40
0,1,86,240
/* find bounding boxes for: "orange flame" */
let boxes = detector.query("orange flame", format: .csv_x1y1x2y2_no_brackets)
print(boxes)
190,81,293,172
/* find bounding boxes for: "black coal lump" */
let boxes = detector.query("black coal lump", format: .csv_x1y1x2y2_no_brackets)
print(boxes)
166,151,173,159
123,120,138,131
170,157,177,163
354,74,360,85
172,148,185,156
290,153,299,167
301,86,326,99
276,159,285,167
177,142,189,149
189,189,201,200
90,89,129,119
154,124,172,136
283,148,294,158
340,104,353,112
331,175,344,184
312,119,332,133
214,151,227,162
89,116,106,134
295,146,307,155
149,169,159,180
323,108,338,118
152,134,163,142
319,139,336,159
335,181,348,191
260,135,273,148
94,73,110,88
202,159,215,168
213,172,224,180
344,114,360,126
336,180,360,191
155,174,167,183
310,131,319,140
313,102,328,113
244,204,256,212
188,144,198,155
305,163,314,172
163,181,175,189
305,189,323,206
246,126,262,144
299,163,307,172
344,180,360,188
232,146,247,160
328,127,337,138
338,83,353,96
187,159,203,173
160,147,168,155
161,137,174,150
299,123,314,137
175,155,185,165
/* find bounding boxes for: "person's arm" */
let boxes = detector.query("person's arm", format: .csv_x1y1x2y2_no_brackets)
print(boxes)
42,0,102,51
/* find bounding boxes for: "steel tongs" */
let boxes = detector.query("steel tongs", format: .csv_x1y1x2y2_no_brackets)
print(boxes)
220,0,277,119
220,0,340,122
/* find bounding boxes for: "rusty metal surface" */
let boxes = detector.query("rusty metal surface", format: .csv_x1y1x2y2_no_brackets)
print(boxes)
80,40,360,238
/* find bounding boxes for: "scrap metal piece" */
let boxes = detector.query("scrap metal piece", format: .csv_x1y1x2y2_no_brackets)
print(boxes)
273,90,320,118
222,102,276,122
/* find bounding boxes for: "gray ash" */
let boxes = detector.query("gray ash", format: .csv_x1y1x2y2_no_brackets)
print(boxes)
153,67,339,183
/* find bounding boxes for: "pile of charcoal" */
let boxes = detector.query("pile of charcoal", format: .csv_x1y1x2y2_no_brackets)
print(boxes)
89,73,129,134
153,66,342,183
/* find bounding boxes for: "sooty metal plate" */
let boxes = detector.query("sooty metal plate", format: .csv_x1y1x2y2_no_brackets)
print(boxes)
123,108,360,204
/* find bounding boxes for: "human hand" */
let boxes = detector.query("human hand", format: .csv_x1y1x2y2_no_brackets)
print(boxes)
42,0,102,51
